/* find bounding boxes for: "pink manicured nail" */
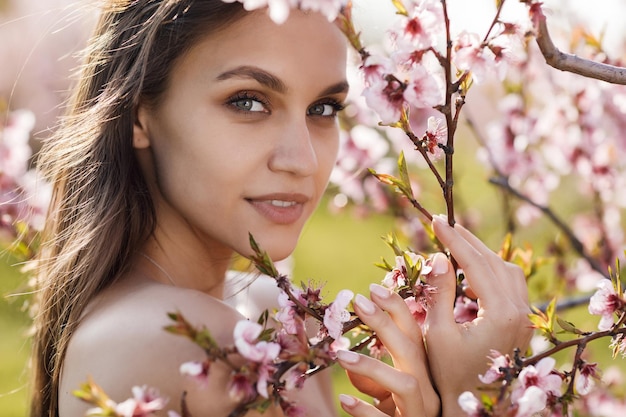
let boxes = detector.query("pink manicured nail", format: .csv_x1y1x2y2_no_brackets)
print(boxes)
339,394,358,407
431,253,450,275
354,293,376,315
337,349,360,364
369,283,391,299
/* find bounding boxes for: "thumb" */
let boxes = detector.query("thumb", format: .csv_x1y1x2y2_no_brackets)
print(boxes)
425,252,457,328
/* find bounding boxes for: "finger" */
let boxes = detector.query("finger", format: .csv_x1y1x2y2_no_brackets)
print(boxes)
432,215,504,305
353,294,427,377
345,369,391,400
424,252,457,329
337,350,425,416
455,222,530,310
369,283,423,345
339,394,388,417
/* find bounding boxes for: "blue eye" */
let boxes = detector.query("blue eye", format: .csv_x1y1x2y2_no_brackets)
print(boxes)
233,98,266,112
308,101,345,117
227,92,269,114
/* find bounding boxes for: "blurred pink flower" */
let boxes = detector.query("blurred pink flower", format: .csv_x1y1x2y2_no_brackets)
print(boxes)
453,295,478,323
275,288,305,334
457,391,484,417
222,0,345,24
233,320,281,363
479,350,512,384
228,372,257,403
404,296,426,325
588,279,624,330
323,289,353,339
403,65,443,109
114,386,168,417
179,360,210,385
576,362,600,395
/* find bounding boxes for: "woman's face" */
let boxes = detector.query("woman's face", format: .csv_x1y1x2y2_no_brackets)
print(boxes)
134,9,348,261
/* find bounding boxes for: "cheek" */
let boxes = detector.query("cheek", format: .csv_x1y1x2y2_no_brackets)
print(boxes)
318,133,340,182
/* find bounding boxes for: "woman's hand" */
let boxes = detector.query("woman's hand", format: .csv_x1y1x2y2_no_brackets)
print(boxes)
337,283,440,417
425,215,533,417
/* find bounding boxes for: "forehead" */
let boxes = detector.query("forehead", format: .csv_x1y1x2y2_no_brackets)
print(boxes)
171,9,348,89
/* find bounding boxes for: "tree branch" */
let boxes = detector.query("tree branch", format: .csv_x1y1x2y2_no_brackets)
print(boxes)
534,11,626,85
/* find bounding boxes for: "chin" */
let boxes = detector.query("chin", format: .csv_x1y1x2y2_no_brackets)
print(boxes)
242,232,299,264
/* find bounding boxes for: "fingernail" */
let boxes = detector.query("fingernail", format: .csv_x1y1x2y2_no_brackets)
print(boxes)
339,394,358,407
431,253,449,275
354,293,376,315
432,214,450,226
336,349,360,364
369,283,391,299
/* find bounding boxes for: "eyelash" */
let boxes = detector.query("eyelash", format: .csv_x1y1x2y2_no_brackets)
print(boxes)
308,99,346,118
225,91,346,118
226,91,270,114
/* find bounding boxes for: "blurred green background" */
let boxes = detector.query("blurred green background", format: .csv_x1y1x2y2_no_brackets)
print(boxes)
3,132,625,416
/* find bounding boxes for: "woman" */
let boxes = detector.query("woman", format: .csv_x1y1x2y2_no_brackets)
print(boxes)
29,1,531,416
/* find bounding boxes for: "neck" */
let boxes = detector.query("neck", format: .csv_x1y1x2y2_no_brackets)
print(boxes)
139,232,232,298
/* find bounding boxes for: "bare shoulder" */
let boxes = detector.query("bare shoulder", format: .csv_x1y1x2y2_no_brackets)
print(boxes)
59,278,248,416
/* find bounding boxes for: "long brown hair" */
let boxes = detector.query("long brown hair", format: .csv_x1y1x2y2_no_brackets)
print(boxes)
30,1,246,415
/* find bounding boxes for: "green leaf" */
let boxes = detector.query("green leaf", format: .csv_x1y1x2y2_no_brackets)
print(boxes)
556,317,582,335
397,152,414,200
391,0,408,16
248,233,279,277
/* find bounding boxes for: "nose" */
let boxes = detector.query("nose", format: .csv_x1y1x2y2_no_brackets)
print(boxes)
268,115,318,177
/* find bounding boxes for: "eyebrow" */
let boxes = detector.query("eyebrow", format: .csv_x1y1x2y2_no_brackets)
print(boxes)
216,65,349,97
216,66,288,93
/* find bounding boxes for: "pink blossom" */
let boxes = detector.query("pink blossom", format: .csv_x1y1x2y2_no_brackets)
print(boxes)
453,31,502,84
588,279,624,330
382,251,426,289
610,334,626,358
282,367,305,391
114,386,168,417
329,335,351,353
179,360,210,385
282,401,307,417
275,288,304,334
404,296,427,325
222,0,296,24
479,350,512,384
514,385,548,417
299,0,346,22
403,65,443,109
0,109,34,179
233,320,281,363
256,361,276,398
228,372,257,403
362,75,405,125
221,0,346,25
453,295,478,323
366,337,388,360
323,289,353,339
394,0,443,52
457,391,484,417
423,116,447,158
576,362,600,395
512,357,562,412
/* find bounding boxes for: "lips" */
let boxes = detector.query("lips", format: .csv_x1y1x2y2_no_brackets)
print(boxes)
246,193,309,225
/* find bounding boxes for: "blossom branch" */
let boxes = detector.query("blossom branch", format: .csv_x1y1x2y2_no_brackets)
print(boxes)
531,6,626,85
488,175,608,278
440,0,456,226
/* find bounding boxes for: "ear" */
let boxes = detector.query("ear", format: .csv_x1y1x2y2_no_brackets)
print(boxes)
133,105,151,149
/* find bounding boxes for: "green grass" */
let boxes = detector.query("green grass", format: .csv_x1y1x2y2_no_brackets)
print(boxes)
0,255,31,416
